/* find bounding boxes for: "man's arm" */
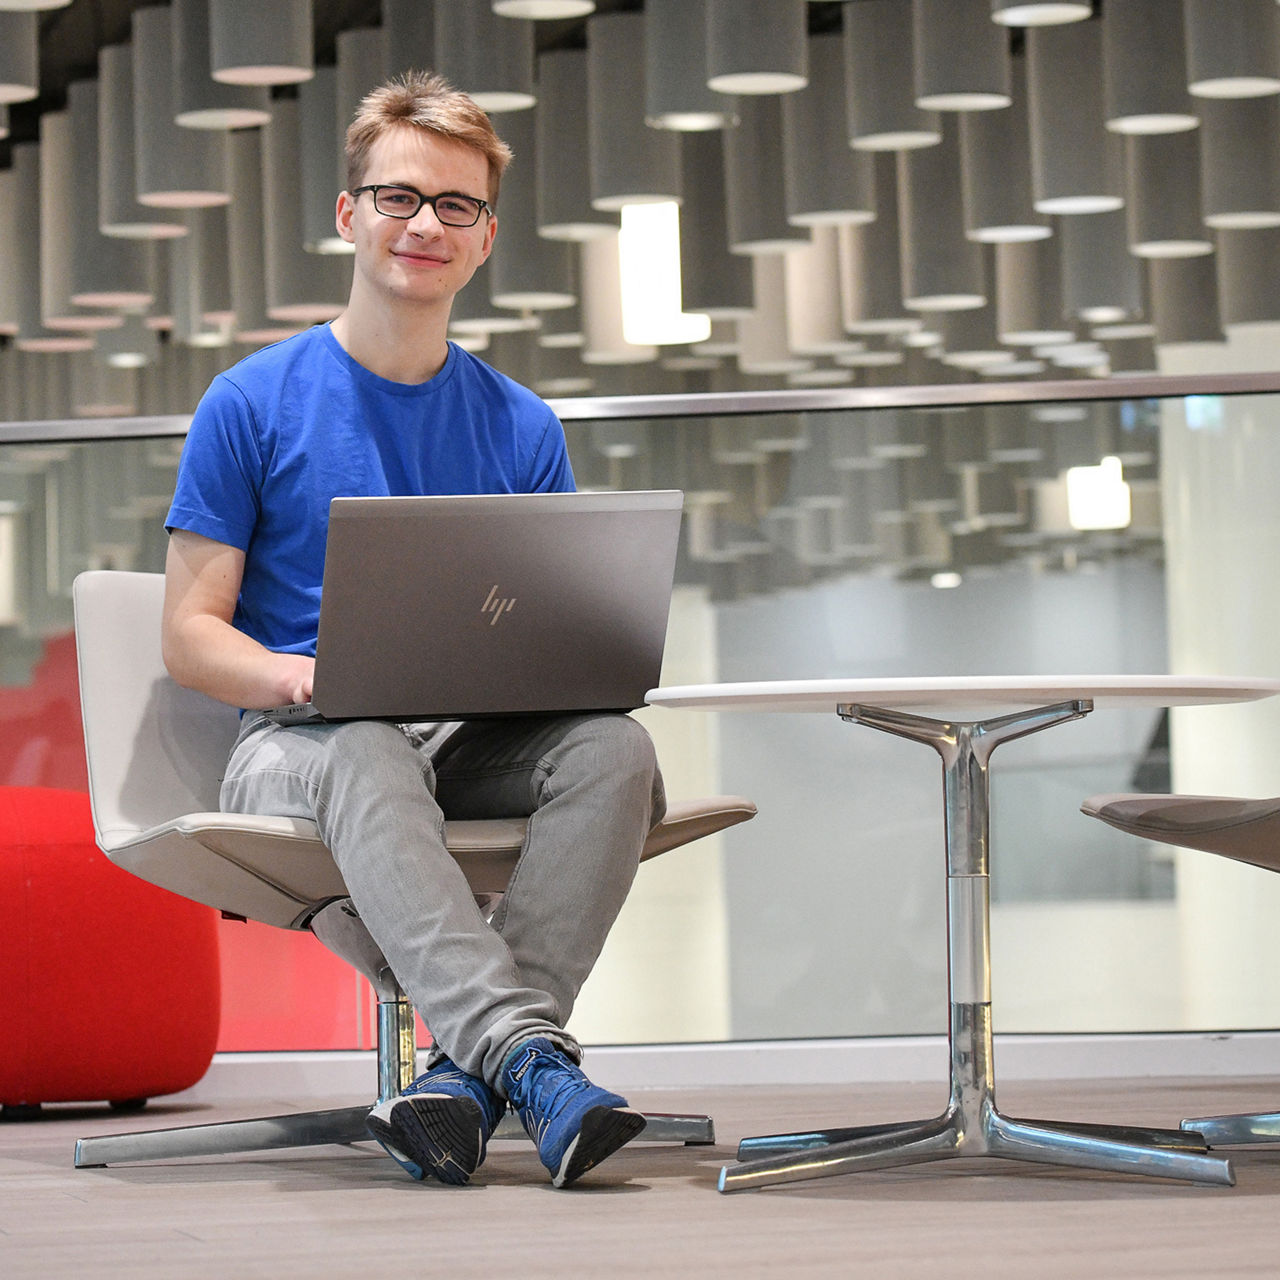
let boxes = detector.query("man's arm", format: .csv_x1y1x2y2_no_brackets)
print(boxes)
162,528,315,710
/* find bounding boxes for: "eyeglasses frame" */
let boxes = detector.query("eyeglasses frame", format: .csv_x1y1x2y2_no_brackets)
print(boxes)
348,184,492,228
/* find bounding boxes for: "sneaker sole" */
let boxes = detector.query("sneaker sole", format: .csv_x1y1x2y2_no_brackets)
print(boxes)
553,1106,647,1188
366,1094,486,1186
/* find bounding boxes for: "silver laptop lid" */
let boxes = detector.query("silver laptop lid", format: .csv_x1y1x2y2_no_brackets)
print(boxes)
308,489,683,721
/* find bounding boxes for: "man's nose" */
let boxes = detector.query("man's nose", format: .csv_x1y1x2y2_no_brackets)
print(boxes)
406,199,445,234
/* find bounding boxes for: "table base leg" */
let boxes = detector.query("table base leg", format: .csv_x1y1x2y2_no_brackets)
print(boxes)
1182,1112,1280,1145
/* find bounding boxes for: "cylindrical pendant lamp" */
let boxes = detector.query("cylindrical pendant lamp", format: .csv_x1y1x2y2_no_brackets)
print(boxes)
588,12,680,209
838,153,921,334
646,0,736,130
783,34,874,227
436,0,535,110
1184,0,1280,99
725,95,808,252
959,56,1050,242
536,50,616,240
0,106,8,140
98,43,187,238
1199,95,1280,229
262,99,351,323
382,0,435,80
170,207,236,346
706,0,808,95
133,7,232,208
1058,209,1144,323
1216,227,1280,328
1124,130,1212,257
898,121,986,310
1026,21,1124,214
580,232,658,365
492,1,595,16
448,275,540,336
0,10,37,103
913,0,1011,112
1148,254,1225,345
1102,0,1198,134
995,237,1073,345
486,110,576,310
785,227,861,356
210,0,314,86
336,27,388,175
845,0,941,150
678,132,754,317
738,254,812,375
0,163,18,334
300,67,347,254
991,1,1090,24
172,0,270,128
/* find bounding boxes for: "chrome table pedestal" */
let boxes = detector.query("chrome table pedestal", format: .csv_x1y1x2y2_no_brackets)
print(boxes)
720,699,1235,1192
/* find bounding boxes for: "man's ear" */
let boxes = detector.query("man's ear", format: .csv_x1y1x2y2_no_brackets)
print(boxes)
479,209,497,262
335,190,356,245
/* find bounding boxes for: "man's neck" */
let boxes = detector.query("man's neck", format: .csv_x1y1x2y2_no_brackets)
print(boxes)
330,294,452,385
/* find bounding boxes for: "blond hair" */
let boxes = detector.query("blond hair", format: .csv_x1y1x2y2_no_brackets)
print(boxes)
344,70,513,204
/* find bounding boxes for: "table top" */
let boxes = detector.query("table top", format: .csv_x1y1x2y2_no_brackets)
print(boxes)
645,675,1280,716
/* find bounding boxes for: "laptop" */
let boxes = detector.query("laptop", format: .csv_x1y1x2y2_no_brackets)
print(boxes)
265,489,684,724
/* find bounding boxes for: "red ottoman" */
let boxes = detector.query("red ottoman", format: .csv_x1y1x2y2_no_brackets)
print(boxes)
0,787,221,1114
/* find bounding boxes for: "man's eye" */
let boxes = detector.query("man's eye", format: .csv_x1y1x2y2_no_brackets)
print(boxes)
437,198,470,216
383,191,417,207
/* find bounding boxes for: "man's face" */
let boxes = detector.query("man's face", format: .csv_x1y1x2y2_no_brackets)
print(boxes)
335,126,497,310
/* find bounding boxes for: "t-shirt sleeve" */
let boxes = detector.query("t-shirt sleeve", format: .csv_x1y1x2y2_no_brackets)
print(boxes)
165,375,266,551
525,406,576,494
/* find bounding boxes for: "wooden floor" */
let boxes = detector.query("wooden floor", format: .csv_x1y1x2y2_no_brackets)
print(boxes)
2,1075,1278,1278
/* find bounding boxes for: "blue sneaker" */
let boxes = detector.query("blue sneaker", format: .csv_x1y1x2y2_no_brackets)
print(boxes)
366,1058,506,1185
501,1038,646,1187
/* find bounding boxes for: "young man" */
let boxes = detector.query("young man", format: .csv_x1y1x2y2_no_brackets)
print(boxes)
161,73,665,1189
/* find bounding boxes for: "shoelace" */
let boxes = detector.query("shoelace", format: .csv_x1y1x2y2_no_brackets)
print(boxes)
516,1054,592,1125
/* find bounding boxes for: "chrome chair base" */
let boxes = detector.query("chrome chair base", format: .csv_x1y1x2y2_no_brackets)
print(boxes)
1182,1112,1280,1145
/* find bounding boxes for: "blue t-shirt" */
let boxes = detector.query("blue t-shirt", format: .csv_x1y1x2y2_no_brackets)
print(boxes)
166,324,575,655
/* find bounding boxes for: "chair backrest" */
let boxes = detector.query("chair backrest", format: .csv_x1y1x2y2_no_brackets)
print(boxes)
73,570,242,852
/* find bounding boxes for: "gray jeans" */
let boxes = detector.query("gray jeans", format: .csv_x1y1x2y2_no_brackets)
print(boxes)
221,711,666,1091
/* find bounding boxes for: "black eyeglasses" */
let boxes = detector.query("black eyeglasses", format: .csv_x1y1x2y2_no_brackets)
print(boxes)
349,185,491,227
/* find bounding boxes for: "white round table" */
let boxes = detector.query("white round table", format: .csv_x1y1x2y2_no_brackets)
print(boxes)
646,675,1280,1192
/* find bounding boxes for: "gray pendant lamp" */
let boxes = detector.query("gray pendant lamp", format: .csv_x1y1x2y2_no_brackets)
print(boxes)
536,49,617,240
487,109,576,310
536,302,583,348
436,0,535,110
133,6,232,209
580,232,658,365
1216,226,1280,328
724,95,807,252
995,237,1073,345
336,27,389,164
492,1,595,16
737,254,812,376
169,208,236,347
0,164,18,334
782,34,875,227
1058,209,1144,324
959,55,1050,242
0,106,8,140
1199,95,1280,229
65,81,156,313
898,120,986,311
1147,254,1225,345
1124,130,1212,258
705,0,808,95
97,314,162,372
98,43,186,238
588,12,680,210
1184,0,1280,98
262,99,351,323
382,0,435,80
991,1,1091,24
1026,20,1124,214
0,10,36,103
1103,334,1158,376
225,128,301,346
913,0,1011,112
845,0,941,150
678,131,754,317
646,0,737,130
784,227,862,357
1102,0,1198,134
210,0,314,86
299,67,348,254
11,143,93,354
448,276,540,336
172,0,270,129
837,154,921,334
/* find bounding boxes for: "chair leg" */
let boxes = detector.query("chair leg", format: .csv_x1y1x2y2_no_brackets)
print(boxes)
1183,1111,1280,1145
492,1109,714,1145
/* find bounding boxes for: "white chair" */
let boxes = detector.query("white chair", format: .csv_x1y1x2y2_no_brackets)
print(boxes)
1083,790,1280,1146
72,569,756,1169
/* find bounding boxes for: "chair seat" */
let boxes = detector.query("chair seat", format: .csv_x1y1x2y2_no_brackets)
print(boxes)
107,795,758,930
1082,792,1280,874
